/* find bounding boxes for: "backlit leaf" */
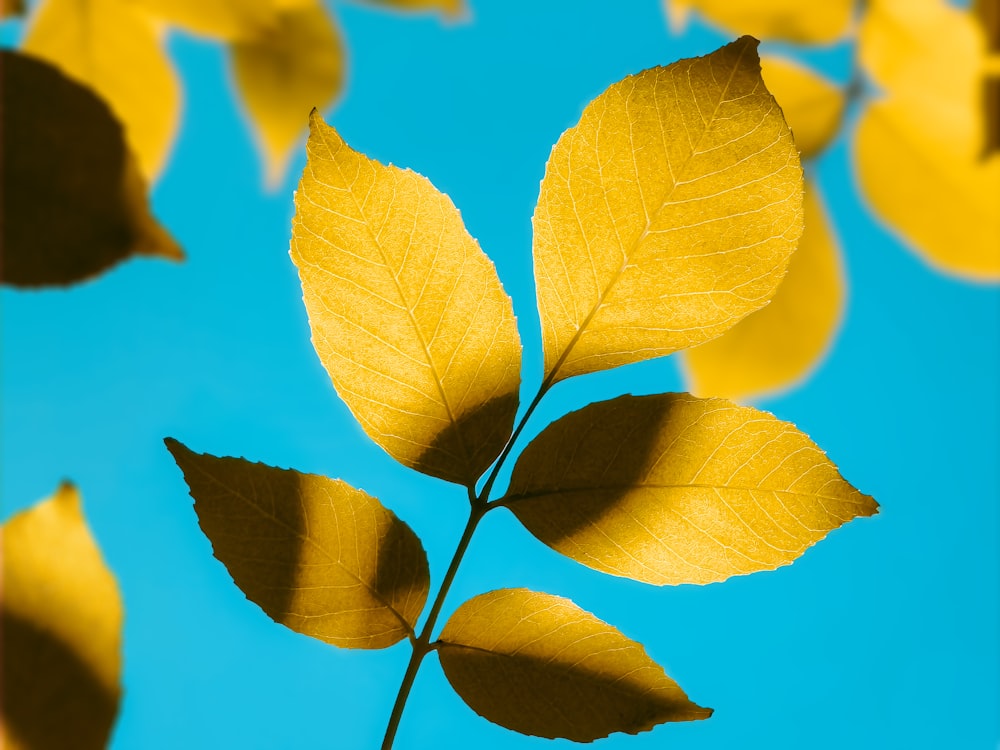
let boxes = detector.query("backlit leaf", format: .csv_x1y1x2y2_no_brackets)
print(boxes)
291,113,522,486
1,484,122,750
23,0,181,180
532,37,803,385
1,51,183,287
503,393,877,585
231,3,344,187
761,55,846,159
438,588,711,741
133,0,278,40
666,0,854,43
166,439,429,648
682,181,844,400
856,0,1000,279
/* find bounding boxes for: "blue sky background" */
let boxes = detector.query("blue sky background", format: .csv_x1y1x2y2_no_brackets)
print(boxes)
2,1,999,748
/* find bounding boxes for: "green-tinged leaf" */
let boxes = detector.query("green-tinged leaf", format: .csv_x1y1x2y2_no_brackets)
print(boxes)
231,3,344,187
291,113,522,486
1,51,183,288
666,0,855,43
761,56,846,159
857,0,1000,280
22,0,181,181
1,484,123,750
683,181,844,400
532,37,803,385
133,0,278,39
438,588,711,741
503,393,877,585
165,439,429,648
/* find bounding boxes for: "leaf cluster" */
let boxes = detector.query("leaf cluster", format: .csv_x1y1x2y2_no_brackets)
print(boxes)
167,37,877,746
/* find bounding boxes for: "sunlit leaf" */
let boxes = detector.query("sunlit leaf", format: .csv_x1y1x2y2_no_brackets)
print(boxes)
23,0,181,180
132,0,278,40
166,439,429,648
1,484,122,750
682,181,844,400
438,588,711,741
533,37,803,385
231,3,344,187
503,393,877,585
665,0,854,43
291,113,522,486
856,0,1000,279
761,56,846,159
1,51,182,288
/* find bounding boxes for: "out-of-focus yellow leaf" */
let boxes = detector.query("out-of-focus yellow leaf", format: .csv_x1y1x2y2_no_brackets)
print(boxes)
533,37,802,385
132,0,277,39
666,0,854,43
231,3,344,187
761,56,846,159
166,439,429,648
23,0,181,181
1,0,24,19
364,0,464,18
977,0,1000,155
682,181,844,400
1,51,182,288
857,0,1000,279
290,113,522,486
438,588,711,741
1,484,122,750
503,394,877,586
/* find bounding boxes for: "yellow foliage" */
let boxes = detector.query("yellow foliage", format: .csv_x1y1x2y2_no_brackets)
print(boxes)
131,0,279,39
1,485,122,750
533,37,803,384
291,112,522,486
761,56,846,159
666,0,855,43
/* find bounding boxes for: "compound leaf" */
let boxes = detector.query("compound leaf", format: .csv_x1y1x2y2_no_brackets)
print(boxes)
22,0,180,181
166,439,429,648
1,51,182,287
1,484,123,750
231,2,344,187
503,393,877,585
666,0,855,44
683,180,844,400
438,588,711,741
533,37,803,385
291,113,522,486
856,0,1000,279
761,55,846,159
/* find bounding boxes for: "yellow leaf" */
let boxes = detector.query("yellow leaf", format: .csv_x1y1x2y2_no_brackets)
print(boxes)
231,4,345,188
503,394,877,586
290,113,522,486
666,0,854,43
132,0,278,40
438,588,711,741
1,484,122,750
2,0,24,19
166,439,429,648
760,55,846,159
682,181,844,400
532,37,803,385
363,0,464,18
23,0,181,181
978,0,1000,155
856,0,1000,279
1,51,182,288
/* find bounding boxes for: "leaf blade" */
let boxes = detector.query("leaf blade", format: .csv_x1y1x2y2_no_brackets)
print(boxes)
166,439,430,648
438,588,711,741
760,55,846,160
504,394,877,586
532,37,803,384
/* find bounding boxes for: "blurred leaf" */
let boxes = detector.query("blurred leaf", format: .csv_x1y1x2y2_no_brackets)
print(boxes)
533,36,802,385
438,588,711,741
1,51,182,288
977,0,1000,155
22,0,180,181
290,113,522,486
1,484,123,750
504,393,877,586
132,0,278,39
363,0,464,17
1,0,23,19
683,181,844,400
856,0,1000,280
665,0,855,43
231,3,344,187
165,439,429,648
761,55,846,159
